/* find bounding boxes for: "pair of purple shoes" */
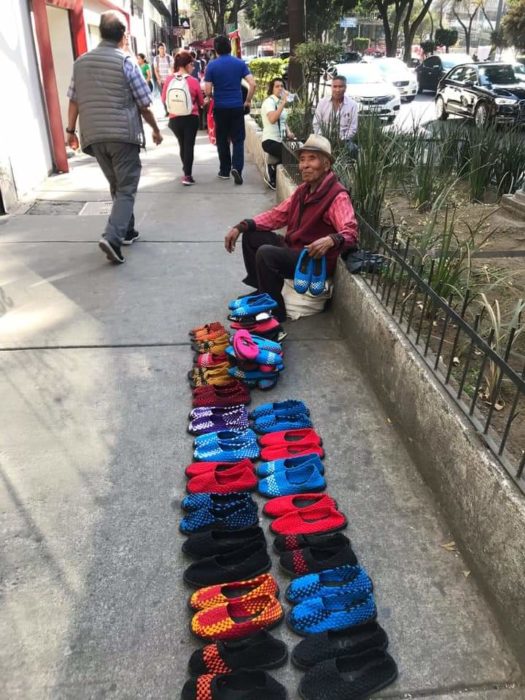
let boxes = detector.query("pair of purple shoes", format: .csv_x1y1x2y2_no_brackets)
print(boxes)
188,404,249,436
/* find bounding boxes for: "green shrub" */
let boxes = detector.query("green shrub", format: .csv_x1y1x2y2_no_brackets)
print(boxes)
248,58,285,102
353,37,370,52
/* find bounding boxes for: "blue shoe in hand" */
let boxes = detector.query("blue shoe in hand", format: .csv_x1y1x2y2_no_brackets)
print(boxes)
294,249,312,294
258,461,326,497
287,592,376,635
309,255,327,296
286,565,373,604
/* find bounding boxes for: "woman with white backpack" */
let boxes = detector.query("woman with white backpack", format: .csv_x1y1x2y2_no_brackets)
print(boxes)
162,51,204,186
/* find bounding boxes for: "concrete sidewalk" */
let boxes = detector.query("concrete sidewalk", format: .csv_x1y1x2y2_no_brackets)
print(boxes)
0,123,522,699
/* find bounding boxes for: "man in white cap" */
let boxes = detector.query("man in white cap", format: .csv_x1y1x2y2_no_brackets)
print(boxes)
224,134,358,321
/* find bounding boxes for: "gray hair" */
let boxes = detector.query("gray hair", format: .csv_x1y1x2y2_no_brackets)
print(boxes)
99,11,126,42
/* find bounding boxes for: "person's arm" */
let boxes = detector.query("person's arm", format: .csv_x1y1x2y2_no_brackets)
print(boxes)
140,106,162,144
192,78,204,108
305,191,358,258
347,100,358,139
66,99,80,150
153,57,161,83
224,198,293,253
244,73,256,105
265,92,288,124
124,59,162,145
146,66,152,82
312,101,324,135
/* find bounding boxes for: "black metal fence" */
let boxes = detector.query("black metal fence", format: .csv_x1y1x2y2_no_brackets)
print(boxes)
280,145,524,488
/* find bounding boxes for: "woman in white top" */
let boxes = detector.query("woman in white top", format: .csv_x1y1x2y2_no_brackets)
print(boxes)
261,77,290,190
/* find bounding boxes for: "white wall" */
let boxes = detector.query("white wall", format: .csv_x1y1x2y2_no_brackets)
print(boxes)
46,5,75,135
0,0,52,207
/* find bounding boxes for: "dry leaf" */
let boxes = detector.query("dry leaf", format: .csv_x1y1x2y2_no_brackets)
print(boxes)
386,418,392,424
440,541,458,552
463,570,471,578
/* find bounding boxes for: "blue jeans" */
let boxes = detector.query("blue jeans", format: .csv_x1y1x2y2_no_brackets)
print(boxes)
213,107,245,175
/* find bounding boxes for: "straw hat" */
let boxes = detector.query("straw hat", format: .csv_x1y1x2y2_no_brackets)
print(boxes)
297,134,334,163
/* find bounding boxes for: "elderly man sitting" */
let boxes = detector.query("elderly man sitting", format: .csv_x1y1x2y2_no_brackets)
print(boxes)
224,134,358,321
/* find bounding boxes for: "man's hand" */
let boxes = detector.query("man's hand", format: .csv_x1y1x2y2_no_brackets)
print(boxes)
225,227,241,253
152,128,163,145
67,132,80,150
305,236,335,259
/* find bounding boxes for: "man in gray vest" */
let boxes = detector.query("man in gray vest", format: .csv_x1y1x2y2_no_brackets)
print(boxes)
66,11,162,264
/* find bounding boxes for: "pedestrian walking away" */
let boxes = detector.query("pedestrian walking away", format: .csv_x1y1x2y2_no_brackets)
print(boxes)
66,11,162,264
224,135,358,321
162,51,204,186
137,52,153,92
204,35,255,185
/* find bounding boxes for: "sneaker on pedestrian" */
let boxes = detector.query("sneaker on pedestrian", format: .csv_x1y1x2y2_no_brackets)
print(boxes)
98,238,124,264
231,168,243,185
182,176,195,186
218,171,230,180
121,229,140,246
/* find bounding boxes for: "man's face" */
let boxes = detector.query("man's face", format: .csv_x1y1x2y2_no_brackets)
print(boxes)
159,45,165,56
299,152,329,184
331,79,346,101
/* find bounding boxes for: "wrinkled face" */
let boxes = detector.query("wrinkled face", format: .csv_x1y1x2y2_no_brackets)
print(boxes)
299,151,330,184
331,79,346,101
272,80,284,97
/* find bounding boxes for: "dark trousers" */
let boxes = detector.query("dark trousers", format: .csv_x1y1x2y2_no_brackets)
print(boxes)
169,115,199,176
262,139,282,186
213,107,245,175
242,230,301,322
90,142,141,246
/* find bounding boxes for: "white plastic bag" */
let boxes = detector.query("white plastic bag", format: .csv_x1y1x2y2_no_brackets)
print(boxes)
282,278,333,320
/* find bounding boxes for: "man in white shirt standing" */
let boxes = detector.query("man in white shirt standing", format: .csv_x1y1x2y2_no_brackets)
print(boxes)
313,75,358,157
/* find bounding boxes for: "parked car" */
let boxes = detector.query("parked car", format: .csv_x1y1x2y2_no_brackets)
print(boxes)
333,63,401,122
435,62,525,127
513,62,525,85
416,54,473,93
373,57,418,101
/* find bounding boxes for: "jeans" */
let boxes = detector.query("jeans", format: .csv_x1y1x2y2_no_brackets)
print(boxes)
90,142,142,246
242,230,301,322
213,107,245,175
169,115,199,176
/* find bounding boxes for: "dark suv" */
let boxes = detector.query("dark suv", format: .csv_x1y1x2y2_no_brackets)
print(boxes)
435,62,525,126
416,54,473,93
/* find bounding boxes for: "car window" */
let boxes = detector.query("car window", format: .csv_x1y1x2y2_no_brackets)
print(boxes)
462,67,478,83
479,65,519,86
424,57,441,68
448,67,465,81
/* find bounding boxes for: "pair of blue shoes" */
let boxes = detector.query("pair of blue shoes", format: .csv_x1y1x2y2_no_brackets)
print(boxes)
194,428,258,448
179,494,258,534
258,459,326,497
250,400,310,420
285,565,373,604
193,429,260,461
228,293,278,318
287,590,376,635
294,250,327,296
253,412,312,434
256,453,324,477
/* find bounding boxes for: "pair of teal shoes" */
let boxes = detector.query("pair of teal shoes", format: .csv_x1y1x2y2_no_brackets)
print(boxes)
294,250,327,296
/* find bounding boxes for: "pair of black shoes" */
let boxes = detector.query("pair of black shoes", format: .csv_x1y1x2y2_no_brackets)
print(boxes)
293,622,397,700
275,532,358,577
182,631,287,700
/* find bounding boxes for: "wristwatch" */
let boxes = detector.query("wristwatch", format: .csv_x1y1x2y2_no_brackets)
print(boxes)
65,127,76,134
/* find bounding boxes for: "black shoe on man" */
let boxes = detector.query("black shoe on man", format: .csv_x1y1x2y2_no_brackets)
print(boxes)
99,238,125,264
231,168,243,185
122,229,140,246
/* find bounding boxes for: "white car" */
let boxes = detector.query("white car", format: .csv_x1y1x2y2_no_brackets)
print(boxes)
333,63,401,122
373,57,418,102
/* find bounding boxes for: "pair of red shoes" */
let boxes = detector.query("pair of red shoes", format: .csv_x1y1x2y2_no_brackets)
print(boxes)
192,379,250,407
259,429,324,461
263,493,347,536
185,459,257,494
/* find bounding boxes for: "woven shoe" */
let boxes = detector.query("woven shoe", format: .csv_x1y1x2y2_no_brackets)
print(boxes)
273,532,351,553
257,454,324,478
182,669,287,700
183,541,271,587
288,592,376,636
270,506,347,536
254,414,313,434
191,593,283,640
190,573,278,610
188,409,249,436
294,249,312,294
291,621,388,670
181,491,253,512
182,526,265,559
185,459,255,479
187,463,258,494
180,499,258,534
250,400,310,420
280,544,358,577
259,428,322,447
194,352,229,368
264,493,336,518
258,462,326,498
188,630,288,675
194,428,258,448
189,322,225,338
309,255,327,296
194,436,260,462
192,382,251,408
286,565,372,603
298,648,398,700
261,442,325,461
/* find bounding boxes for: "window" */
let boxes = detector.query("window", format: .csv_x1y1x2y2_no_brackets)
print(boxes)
479,65,518,86
448,67,465,81
462,67,478,84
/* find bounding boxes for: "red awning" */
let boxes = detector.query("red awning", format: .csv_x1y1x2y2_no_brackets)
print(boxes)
189,39,214,49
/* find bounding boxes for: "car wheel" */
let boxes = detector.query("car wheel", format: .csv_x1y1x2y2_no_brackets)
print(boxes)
435,96,449,120
405,96,416,102
474,102,491,128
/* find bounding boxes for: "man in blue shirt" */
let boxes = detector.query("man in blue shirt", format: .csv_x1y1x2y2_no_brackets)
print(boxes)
204,36,256,185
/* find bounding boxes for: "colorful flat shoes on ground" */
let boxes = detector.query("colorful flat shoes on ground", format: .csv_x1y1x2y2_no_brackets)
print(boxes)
191,593,284,640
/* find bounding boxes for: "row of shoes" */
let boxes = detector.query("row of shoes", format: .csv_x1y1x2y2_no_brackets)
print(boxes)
181,318,289,699
257,400,399,699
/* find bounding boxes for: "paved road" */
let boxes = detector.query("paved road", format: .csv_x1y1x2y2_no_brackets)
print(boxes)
396,93,436,130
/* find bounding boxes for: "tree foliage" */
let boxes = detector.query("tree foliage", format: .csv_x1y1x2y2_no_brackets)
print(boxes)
435,27,458,52
420,39,436,55
246,0,357,41
374,0,434,60
452,0,481,54
192,0,252,36
249,58,286,101
503,0,525,51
